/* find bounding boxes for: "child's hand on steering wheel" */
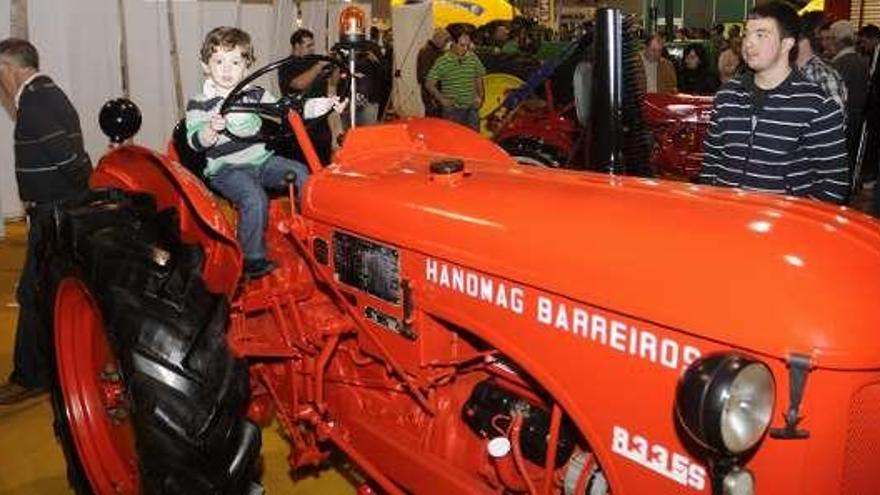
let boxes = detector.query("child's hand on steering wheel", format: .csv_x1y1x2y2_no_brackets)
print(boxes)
210,114,227,132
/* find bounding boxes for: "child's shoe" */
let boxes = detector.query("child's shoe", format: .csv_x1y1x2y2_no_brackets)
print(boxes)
244,258,277,279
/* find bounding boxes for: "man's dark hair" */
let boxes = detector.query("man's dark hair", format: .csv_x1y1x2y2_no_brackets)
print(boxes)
684,43,708,71
644,31,665,45
0,38,39,70
749,2,801,41
801,11,827,53
714,24,725,35
859,24,880,39
289,29,314,47
447,24,474,44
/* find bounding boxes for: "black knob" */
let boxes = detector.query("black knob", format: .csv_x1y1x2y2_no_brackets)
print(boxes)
430,159,465,175
99,98,142,144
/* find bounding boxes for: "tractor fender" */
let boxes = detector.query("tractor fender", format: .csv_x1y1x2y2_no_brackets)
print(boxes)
90,144,241,297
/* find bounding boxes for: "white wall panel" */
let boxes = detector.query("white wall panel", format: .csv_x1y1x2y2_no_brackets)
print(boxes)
1,0,20,222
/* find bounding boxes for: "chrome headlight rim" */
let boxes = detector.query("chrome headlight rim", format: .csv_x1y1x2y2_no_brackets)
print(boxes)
675,353,776,456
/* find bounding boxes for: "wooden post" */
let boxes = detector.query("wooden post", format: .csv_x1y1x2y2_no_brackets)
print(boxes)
858,0,865,28
117,0,130,98
166,0,185,121
10,0,27,39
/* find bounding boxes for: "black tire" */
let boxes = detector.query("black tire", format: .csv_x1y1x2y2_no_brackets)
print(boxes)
44,189,260,494
499,137,568,168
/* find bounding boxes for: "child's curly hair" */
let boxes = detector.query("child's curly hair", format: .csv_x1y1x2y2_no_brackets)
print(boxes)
200,26,255,66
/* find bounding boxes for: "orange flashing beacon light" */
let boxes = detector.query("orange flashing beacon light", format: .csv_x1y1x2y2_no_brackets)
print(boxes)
339,6,366,44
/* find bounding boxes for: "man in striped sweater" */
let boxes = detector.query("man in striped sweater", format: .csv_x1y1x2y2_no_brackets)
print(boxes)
0,39,91,404
698,2,850,204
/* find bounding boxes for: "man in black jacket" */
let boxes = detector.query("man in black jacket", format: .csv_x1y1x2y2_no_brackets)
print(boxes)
278,29,335,165
417,28,450,117
0,38,91,404
829,21,869,160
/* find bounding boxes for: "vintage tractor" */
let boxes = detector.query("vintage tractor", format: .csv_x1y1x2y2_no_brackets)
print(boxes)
43,7,880,495
481,17,712,180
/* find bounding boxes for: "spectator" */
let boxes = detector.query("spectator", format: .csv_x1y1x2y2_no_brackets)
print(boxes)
676,27,689,41
641,33,677,93
417,27,450,118
0,39,92,404
727,24,743,47
797,12,848,119
829,20,869,159
378,29,394,121
340,45,383,127
506,21,528,53
711,24,728,61
489,22,513,53
678,43,720,95
857,24,880,59
188,27,310,278
717,36,744,84
860,26,880,187
425,27,486,131
819,23,835,60
699,2,849,204
279,29,337,164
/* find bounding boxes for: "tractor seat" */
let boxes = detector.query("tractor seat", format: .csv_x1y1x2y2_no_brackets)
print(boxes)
169,119,240,225
169,119,294,228
172,119,208,179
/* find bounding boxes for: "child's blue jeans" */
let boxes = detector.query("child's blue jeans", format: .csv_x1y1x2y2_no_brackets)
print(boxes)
208,155,309,261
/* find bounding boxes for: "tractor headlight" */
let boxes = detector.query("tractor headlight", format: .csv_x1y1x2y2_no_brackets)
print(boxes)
676,354,775,455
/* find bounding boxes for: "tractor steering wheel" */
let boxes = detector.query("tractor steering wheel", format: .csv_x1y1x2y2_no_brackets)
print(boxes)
218,53,348,144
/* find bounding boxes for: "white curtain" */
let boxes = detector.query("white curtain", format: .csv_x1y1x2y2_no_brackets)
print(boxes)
271,0,299,69
300,1,328,55
1,0,18,222
0,0,298,219
29,0,122,164
392,2,433,117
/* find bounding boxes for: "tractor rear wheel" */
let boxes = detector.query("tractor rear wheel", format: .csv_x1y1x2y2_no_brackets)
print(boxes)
45,190,260,494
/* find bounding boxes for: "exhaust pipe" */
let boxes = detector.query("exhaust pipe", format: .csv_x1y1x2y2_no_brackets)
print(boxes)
589,7,625,174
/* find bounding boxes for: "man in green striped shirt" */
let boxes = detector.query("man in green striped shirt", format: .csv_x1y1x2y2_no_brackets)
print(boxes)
426,29,485,131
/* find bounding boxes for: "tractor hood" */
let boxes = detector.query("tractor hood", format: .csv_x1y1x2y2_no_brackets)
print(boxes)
307,121,880,371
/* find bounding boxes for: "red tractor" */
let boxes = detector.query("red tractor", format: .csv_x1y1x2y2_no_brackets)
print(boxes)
483,16,712,180
44,8,880,495
490,89,712,178
641,92,713,180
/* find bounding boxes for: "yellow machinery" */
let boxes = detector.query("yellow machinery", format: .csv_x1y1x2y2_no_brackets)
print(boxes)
390,0,515,27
